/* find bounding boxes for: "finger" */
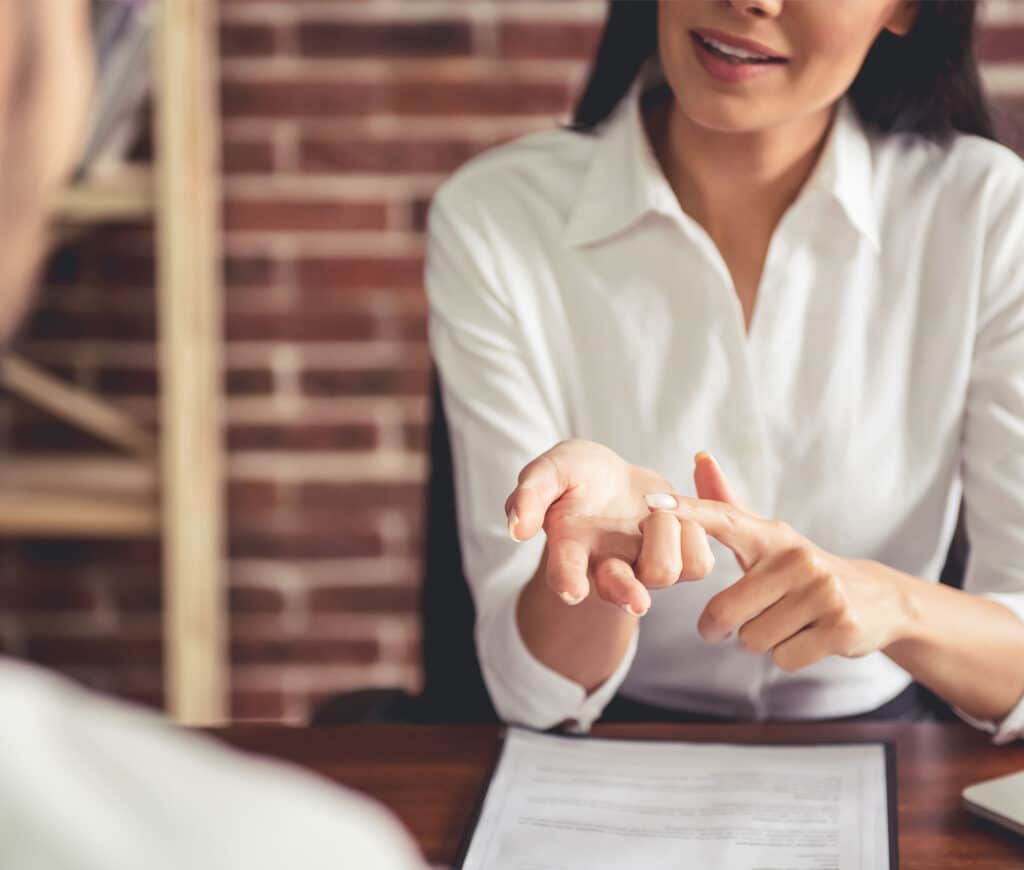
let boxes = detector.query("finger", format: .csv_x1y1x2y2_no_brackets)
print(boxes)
735,582,821,656
593,556,651,616
505,452,565,542
645,493,774,571
698,550,798,643
677,518,715,581
636,511,683,589
693,451,745,509
546,536,591,605
770,625,831,673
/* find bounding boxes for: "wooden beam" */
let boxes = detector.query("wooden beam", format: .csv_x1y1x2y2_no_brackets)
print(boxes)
0,454,156,494
0,454,158,538
0,490,158,537
0,354,157,457
155,0,226,724
51,166,154,223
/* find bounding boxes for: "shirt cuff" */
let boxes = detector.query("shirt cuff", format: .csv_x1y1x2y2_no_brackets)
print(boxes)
476,581,638,732
952,592,1024,745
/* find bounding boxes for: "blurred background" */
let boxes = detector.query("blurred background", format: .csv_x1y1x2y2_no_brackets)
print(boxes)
0,0,1022,725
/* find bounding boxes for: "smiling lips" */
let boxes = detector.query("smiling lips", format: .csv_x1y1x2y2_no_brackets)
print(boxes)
690,29,789,83
692,27,786,62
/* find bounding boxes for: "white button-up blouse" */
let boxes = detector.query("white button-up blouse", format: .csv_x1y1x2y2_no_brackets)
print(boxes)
423,66,1024,744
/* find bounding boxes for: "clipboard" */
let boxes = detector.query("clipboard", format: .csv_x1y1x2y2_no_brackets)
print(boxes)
454,727,899,869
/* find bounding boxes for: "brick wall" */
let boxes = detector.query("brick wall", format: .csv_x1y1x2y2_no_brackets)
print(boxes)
1,0,1022,723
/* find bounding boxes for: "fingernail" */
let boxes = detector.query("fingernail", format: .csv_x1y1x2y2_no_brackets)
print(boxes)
558,590,584,606
694,450,715,466
620,602,646,617
644,493,678,511
507,508,521,542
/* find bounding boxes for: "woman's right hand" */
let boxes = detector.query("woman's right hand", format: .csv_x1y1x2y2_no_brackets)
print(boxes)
504,439,716,616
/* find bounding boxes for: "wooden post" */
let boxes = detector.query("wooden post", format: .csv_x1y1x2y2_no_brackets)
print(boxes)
155,0,226,723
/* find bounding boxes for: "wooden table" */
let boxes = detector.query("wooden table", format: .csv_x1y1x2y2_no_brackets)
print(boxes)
212,722,1024,869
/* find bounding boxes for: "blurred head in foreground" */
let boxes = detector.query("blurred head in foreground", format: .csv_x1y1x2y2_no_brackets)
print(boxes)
0,0,92,345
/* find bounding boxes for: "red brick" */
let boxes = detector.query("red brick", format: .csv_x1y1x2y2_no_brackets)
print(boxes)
299,365,430,398
229,522,386,559
228,585,287,614
220,21,277,57
391,79,574,116
498,20,603,60
225,310,379,342
225,367,275,395
225,255,276,288
309,585,418,614
297,256,424,292
23,633,163,669
297,482,424,512
228,480,282,515
298,20,473,58
222,78,573,118
298,135,497,174
223,140,275,173
224,198,389,232
227,422,380,451
231,689,287,720
975,25,1024,63
0,575,101,613
230,636,379,665
403,421,428,451
222,80,378,117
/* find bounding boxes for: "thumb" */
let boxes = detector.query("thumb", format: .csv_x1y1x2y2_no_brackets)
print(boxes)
504,450,569,542
693,451,743,508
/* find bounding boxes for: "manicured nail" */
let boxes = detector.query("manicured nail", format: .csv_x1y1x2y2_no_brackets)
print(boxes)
507,508,521,542
644,493,678,511
559,590,584,606
620,602,646,617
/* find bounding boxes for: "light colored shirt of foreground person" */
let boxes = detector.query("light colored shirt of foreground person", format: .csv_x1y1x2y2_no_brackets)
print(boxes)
0,659,426,870
424,65,1024,742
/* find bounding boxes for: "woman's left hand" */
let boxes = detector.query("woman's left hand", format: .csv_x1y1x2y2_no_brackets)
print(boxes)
645,453,918,672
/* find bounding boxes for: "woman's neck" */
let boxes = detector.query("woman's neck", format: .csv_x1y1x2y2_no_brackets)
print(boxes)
648,100,835,247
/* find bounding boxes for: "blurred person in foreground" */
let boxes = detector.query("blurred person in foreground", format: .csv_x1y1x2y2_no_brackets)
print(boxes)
0,3,425,868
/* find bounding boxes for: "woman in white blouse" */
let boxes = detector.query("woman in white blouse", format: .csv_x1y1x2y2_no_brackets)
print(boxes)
424,0,1024,742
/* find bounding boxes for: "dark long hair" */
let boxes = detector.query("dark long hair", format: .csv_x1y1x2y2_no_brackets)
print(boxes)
571,0,997,143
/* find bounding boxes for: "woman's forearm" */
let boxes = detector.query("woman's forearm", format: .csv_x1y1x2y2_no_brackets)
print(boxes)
882,565,1024,722
516,543,638,693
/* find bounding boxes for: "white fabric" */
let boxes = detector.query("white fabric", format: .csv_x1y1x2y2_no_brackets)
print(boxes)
0,659,426,870
423,62,1024,741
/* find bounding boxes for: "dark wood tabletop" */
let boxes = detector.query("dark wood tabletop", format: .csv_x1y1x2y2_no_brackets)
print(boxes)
210,722,1024,869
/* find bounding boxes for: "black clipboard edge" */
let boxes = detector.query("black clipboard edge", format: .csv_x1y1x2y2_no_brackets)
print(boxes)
454,727,899,869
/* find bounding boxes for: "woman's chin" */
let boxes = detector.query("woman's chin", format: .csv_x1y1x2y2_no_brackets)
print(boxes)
676,96,781,136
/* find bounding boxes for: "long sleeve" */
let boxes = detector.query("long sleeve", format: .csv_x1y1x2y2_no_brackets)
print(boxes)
0,660,425,870
423,184,637,731
958,151,1024,744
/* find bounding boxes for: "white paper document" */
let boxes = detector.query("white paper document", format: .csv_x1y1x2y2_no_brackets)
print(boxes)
461,728,892,870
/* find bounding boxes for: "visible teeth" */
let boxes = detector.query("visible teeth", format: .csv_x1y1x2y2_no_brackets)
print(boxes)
703,36,770,62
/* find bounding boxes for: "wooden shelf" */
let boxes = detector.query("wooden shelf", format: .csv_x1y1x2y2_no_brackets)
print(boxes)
0,490,159,537
0,455,158,537
51,166,154,223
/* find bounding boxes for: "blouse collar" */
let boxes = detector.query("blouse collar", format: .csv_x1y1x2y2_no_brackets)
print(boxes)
563,60,880,251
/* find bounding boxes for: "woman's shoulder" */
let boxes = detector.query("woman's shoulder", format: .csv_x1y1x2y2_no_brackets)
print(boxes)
873,125,1024,213
428,123,596,227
